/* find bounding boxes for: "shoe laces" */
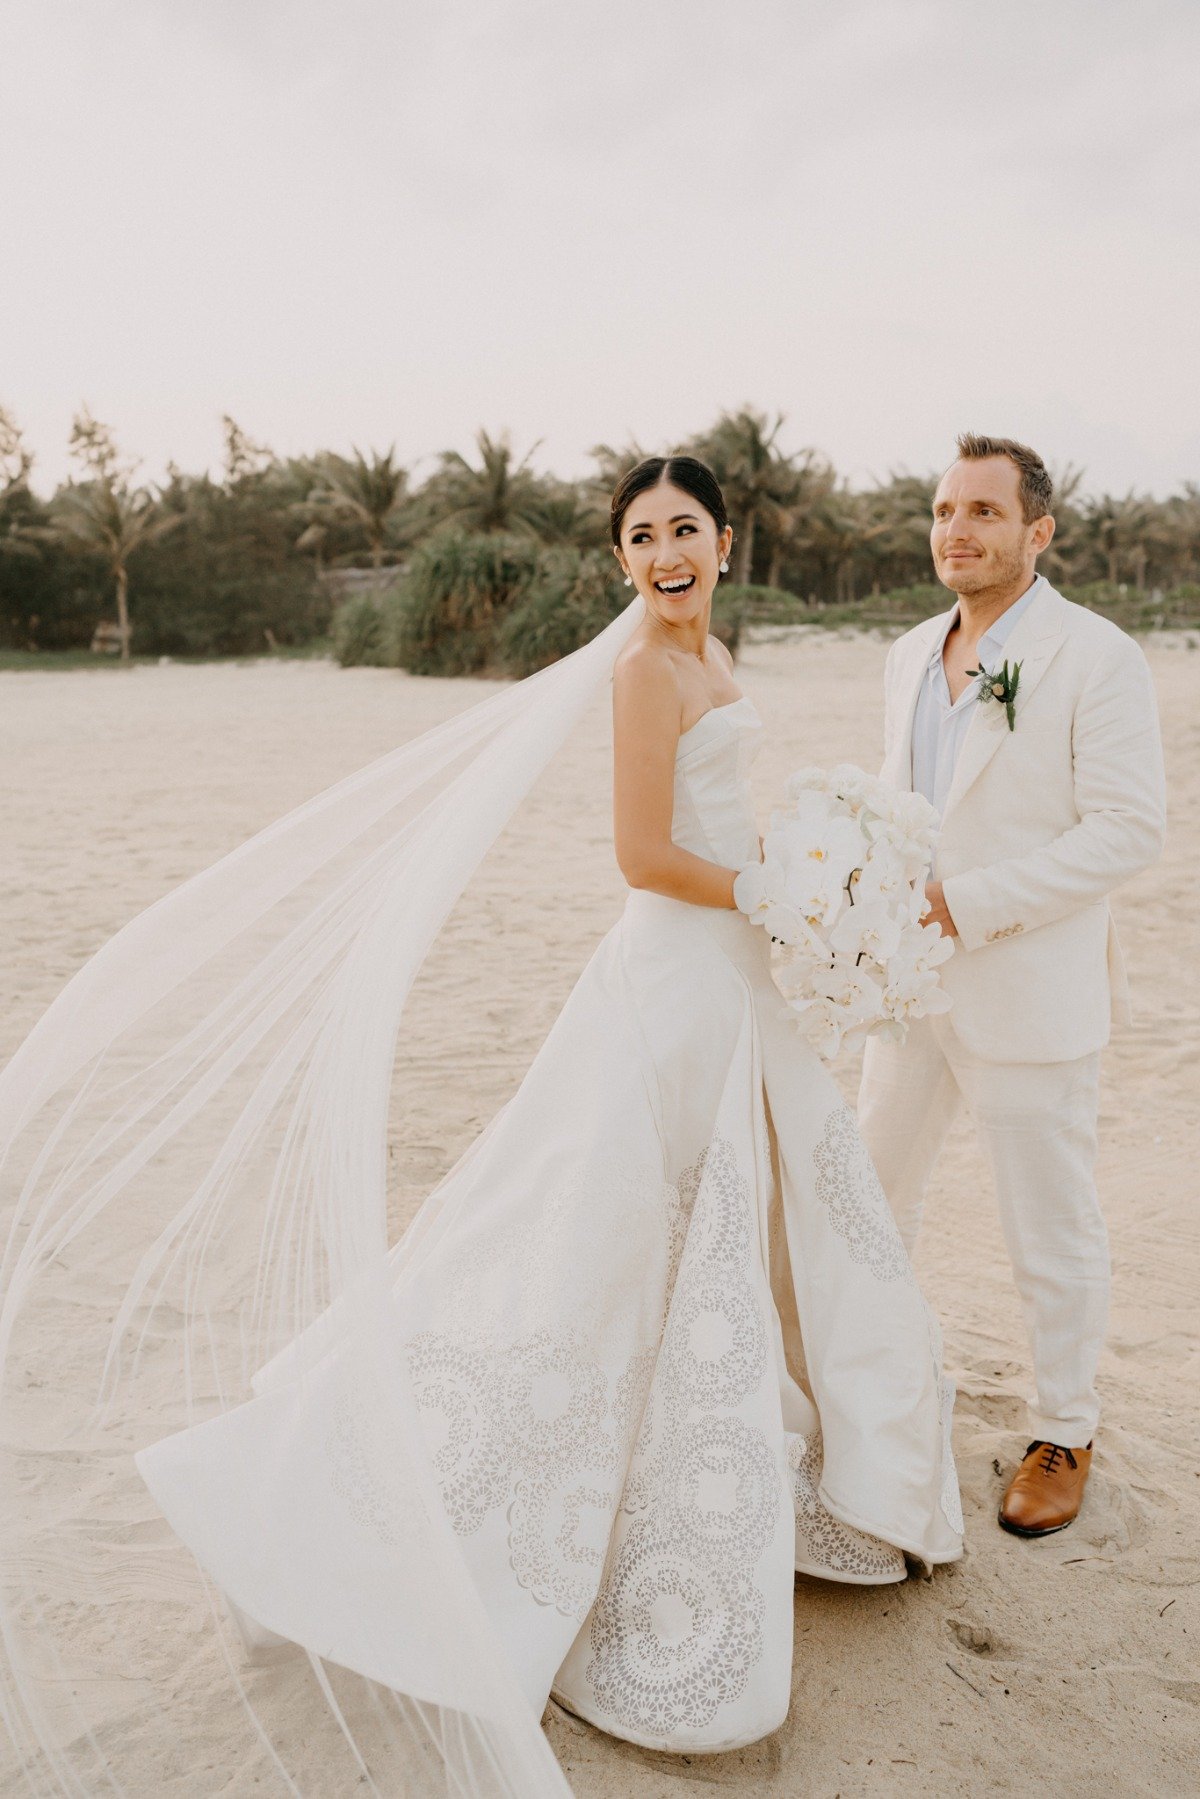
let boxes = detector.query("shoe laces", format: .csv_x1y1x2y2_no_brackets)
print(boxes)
1026,1440,1077,1477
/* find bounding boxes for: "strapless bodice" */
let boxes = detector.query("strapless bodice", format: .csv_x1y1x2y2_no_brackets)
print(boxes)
671,696,763,869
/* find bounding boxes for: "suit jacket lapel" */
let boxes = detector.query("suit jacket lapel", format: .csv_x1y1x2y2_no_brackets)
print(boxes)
940,581,1068,821
888,609,955,792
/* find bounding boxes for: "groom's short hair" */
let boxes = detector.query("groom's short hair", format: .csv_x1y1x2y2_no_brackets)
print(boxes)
955,433,1054,523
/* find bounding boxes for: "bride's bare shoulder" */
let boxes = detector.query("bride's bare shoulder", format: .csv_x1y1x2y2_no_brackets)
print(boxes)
613,636,680,710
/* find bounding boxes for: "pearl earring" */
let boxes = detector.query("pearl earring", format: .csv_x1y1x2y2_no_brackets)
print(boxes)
623,575,632,587
719,558,730,573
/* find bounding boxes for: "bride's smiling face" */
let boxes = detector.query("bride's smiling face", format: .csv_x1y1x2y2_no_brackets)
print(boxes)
615,480,732,627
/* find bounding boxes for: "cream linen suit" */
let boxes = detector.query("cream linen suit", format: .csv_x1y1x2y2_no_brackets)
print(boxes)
858,577,1166,1446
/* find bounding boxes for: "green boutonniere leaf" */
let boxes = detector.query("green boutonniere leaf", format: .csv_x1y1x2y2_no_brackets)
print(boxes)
967,657,1023,731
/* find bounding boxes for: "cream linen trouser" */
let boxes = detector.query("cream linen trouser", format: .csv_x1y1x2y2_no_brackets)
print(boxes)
857,1014,1106,1449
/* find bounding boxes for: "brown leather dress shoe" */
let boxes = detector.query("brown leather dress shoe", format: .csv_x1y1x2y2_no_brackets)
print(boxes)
998,1439,1093,1537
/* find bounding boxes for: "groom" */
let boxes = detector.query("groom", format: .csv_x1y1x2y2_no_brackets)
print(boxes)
858,433,1166,1537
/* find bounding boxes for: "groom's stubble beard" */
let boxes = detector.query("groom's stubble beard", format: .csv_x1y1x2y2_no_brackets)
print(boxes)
934,530,1035,605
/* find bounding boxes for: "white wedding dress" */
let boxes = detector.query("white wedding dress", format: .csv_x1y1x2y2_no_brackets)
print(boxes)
136,694,962,1761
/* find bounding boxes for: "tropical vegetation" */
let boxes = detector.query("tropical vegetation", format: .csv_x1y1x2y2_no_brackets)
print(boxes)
1,403,1197,672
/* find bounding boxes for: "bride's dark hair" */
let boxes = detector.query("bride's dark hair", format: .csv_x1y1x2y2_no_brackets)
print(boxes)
610,455,730,560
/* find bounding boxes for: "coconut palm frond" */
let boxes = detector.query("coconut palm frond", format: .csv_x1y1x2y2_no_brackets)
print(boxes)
417,429,549,538
44,467,180,659
301,447,412,568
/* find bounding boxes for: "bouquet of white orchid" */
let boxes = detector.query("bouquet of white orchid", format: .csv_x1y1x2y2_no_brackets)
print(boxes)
733,764,954,1060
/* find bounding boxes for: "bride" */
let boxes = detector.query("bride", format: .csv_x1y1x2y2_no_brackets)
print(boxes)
0,456,960,1796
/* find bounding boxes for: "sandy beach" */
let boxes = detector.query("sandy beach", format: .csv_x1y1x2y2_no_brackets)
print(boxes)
2,631,1196,1796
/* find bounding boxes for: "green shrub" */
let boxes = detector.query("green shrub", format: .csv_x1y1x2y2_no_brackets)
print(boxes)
866,584,947,613
713,582,811,628
391,528,541,675
130,474,329,655
497,558,749,675
498,549,625,675
1063,581,1200,630
717,581,800,609
332,592,391,666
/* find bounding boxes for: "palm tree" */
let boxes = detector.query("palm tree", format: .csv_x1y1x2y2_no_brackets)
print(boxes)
221,414,274,485
47,410,179,660
51,480,179,660
1081,491,1159,588
418,429,547,537
0,404,32,490
588,438,652,495
1040,464,1090,588
528,478,608,549
809,487,894,605
1162,484,1200,587
690,408,797,586
764,450,836,591
304,446,411,569
0,405,40,574
857,473,938,593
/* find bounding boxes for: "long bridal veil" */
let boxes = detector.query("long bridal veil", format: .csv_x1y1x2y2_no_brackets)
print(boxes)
0,597,644,1796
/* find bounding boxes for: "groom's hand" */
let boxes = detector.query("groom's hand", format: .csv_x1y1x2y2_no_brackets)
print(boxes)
923,880,959,940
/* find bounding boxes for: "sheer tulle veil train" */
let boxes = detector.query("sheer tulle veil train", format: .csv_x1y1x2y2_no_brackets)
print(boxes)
0,554,963,1793
0,598,648,1796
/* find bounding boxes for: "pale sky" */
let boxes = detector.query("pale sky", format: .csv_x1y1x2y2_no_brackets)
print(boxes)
4,0,1198,497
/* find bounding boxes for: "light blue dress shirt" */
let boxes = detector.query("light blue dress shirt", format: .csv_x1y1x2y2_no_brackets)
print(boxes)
911,574,1042,821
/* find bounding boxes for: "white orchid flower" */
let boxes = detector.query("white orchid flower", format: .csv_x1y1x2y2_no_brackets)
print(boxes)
761,814,856,930
762,901,825,951
825,763,875,811
772,791,838,846
905,882,932,925
776,812,864,887
810,955,885,1023
829,900,903,963
850,772,895,826
783,858,848,931
892,919,956,972
853,843,908,908
774,947,827,1001
732,859,783,919
785,766,833,801
882,965,954,1022
753,760,953,1060
787,994,844,1060
886,788,940,836
735,858,833,957
865,791,939,878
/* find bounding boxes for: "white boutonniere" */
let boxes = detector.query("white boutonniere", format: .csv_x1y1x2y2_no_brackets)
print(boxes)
968,658,1022,731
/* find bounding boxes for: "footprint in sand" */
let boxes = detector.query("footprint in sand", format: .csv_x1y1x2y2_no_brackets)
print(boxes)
945,1616,1021,1659
952,1388,1029,1433
945,1356,1030,1435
